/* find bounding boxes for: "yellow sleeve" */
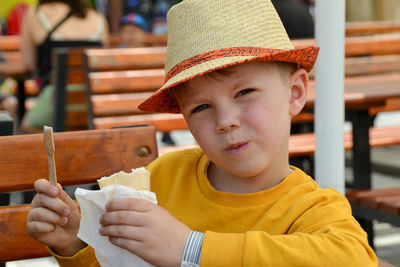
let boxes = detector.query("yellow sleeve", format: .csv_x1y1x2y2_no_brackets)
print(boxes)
202,231,377,267
201,194,378,267
47,245,100,267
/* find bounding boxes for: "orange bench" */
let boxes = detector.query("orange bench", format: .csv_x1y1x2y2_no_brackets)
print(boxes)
345,21,400,36
345,188,400,226
294,34,400,249
0,126,157,264
83,47,188,133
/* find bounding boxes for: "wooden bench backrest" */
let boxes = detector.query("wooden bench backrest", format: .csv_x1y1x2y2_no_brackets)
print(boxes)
345,21,400,36
293,34,400,57
294,34,400,117
0,36,20,52
52,45,102,132
0,126,158,262
84,47,187,131
85,46,166,71
109,33,168,47
294,34,400,77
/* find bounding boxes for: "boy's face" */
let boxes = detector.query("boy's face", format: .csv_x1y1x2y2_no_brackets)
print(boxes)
120,25,146,47
174,62,308,190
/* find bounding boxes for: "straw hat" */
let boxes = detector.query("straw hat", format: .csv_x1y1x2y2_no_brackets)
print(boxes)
139,0,319,113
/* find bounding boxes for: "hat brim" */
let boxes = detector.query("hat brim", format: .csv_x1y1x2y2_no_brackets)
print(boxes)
139,46,319,113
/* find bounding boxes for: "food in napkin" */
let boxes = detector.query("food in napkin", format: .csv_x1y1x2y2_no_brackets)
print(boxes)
75,167,156,267
97,167,150,191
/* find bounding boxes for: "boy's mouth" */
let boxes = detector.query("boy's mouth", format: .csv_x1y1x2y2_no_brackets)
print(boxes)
225,141,249,155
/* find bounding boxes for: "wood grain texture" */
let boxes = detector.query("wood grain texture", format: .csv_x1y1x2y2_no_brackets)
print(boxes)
0,126,158,193
0,126,158,262
0,204,49,261
85,47,166,71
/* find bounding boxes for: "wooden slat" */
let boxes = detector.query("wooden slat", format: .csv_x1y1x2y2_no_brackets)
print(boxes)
370,98,400,115
66,90,86,105
345,55,400,76
0,204,49,261
362,195,400,210
65,109,87,129
345,34,400,56
66,69,86,84
288,126,400,158
85,47,166,71
346,21,400,36
0,36,20,51
93,113,188,132
0,127,158,192
291,112,314,124
92,92,153,116
109,33,167,47
1,51,22,63
293,34,400,57
89,69,164,94
67,49,86,66
306,73,400,111
346,187,400,204
381,197,400,215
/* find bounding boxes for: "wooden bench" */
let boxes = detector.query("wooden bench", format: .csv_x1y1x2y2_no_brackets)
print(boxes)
0,126,397,266
293,34,400,129
0,126,158,264
83,47,189,132
51,45,102,132
83,47,317,132
345,21,400,36
294,34,400,248
0,36,20,52
109,33,168,47
346,187,400,226
84,46,166,71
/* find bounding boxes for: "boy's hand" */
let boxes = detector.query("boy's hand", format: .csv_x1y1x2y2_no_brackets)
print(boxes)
27,179,86,256
100,198,191,267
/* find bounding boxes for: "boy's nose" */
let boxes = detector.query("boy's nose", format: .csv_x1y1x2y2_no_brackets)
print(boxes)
215,108,240,133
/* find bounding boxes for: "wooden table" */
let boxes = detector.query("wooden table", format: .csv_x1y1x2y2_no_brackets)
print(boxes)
308,72,400,245
307,72,400,189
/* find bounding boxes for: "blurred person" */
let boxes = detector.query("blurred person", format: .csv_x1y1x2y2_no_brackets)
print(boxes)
119,12,175,145
119,12,149,47
19,0,109,132
271,0,314,39
0,77,18,125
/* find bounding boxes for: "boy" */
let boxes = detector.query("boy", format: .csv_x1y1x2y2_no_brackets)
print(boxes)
27,0,378,266
119,13,149,47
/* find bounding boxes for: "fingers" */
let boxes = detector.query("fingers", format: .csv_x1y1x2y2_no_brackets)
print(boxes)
34,179,58,197
27,220,56,235
56,183,78,210
108,237,142,255
100,210,145,227
31,190,71,217
105,198,153,212
28,207,68,226
100,224,144,241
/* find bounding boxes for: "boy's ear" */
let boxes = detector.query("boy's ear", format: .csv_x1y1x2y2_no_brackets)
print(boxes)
288,68,309,117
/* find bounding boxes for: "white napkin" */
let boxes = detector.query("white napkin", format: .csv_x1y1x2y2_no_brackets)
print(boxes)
75,185,157,267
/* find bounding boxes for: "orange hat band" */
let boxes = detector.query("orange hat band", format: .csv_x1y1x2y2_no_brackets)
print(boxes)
165,46,319,82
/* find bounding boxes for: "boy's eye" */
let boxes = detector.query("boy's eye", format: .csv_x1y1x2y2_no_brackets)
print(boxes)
192,104,210,114
236,88,255,97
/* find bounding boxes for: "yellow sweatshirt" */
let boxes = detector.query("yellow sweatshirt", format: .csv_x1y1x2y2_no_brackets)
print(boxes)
51,148,377,266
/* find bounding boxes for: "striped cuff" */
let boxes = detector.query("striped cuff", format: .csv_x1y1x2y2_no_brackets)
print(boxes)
181,231,204,267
